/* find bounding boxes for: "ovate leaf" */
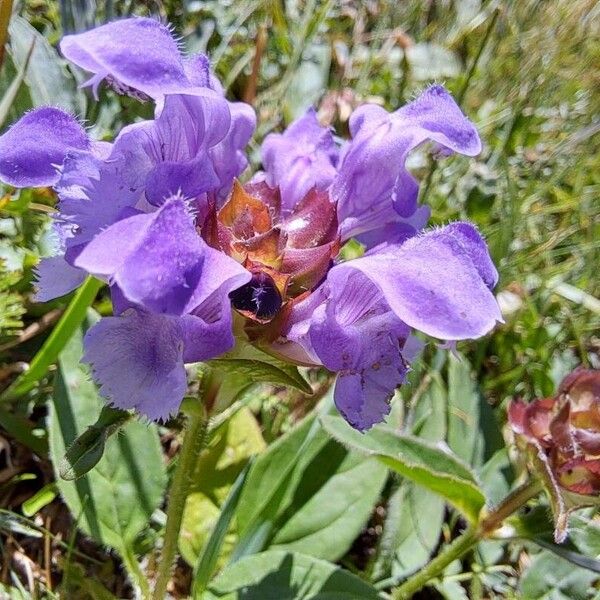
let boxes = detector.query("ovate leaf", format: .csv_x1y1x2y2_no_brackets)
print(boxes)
204,551,381,600
519,551,597,600
270,453,387,561
321,415,486,523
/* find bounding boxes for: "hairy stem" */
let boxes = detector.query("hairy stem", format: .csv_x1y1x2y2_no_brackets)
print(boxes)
391,479,542,599
152,406,209,600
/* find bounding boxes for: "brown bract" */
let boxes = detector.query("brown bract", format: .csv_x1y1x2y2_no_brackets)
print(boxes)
508,368,600,540
203,180,339,326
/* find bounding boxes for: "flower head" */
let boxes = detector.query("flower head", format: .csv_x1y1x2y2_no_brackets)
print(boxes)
509,369,600,541
0,17,501,428
509,369,600,496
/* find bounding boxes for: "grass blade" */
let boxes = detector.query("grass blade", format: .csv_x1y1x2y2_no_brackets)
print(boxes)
192,460,253,597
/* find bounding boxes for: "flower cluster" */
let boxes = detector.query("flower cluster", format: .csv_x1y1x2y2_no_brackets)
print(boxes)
509,369,600,497
0,18,502,430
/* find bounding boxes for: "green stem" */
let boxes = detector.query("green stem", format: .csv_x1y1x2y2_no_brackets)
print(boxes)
391,479,542,599
392,525,478,599
152,407,209,600
478,479,544,536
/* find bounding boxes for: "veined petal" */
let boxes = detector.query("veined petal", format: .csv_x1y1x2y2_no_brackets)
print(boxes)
0,108,89,187
209,101,256,199
74,197,204,314
56,149,141,252
74,196,250,315
328,222,502,340
293,271,410,430
83,295,241,419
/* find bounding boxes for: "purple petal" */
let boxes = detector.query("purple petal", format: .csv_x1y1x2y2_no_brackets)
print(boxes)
333,84,481,231
262,108,338,212
328,222,502,340
0,108,88,187
34,256,87,302
74,196,250,315
334,366,404,431
308,272,410,430
56,149,141,252
115,91,231,206
209,101,256,199
74,197,204,314
60,17,190,100
83,311,188,420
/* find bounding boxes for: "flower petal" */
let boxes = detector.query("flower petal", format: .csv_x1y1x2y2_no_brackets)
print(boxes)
74,197,205,314
328,222,502,340
305,272,409,430
0,108,88,187
34,255,87,302
209,101,256,199
333,84,481,232
83,311,188,420
74,196,250,315
262,108,338,212
56,149,141,252
60,17,190,99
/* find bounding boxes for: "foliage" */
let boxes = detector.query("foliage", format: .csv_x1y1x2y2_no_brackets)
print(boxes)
0,0,598,598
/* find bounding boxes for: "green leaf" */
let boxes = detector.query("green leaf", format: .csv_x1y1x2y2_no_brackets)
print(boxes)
374,372,448,582
320,416,486,523
233,399,386,563
1,277,103,402
447,354,482,465
0,406,47,456
382,484,445,583
0,36,34,131
233,413,329,559
510,507,600,574
60,406,131,481
48,317,166,551
270,452,387,561
204,550,381,599
519,551,597,600
210,340,312,395
8,15,85,112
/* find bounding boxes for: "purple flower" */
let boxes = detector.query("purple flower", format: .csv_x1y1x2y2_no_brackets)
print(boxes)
0,108,89,187
332,84,482,244
0,17,500,429
261,108,338,212
284,222,501,429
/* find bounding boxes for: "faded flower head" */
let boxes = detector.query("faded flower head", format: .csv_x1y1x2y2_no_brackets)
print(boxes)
509,368,600,540
0,17,502,430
